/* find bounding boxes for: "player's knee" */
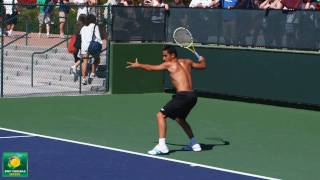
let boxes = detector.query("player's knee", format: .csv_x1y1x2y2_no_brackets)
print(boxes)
156,112,165,120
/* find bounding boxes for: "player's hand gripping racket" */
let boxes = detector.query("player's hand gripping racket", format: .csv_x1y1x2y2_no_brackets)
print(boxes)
173,27,200,60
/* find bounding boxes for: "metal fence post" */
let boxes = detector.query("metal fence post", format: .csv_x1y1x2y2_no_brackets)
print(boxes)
1,18,4,97
25,17,28,46
31,54,34,87
105,4,111,92
79,57,82,94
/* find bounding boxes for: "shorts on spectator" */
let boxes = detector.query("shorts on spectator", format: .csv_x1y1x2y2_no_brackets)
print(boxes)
59,11,66,23
38,13,51,25
5,14,18,25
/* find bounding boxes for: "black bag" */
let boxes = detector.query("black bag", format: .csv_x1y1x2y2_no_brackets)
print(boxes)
88,25,102,57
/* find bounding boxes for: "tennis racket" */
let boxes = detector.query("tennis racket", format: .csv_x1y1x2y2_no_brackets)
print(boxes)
173,27,200,59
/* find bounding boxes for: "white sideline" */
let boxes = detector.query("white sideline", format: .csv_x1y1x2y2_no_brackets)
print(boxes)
0,135,35,139
0,127,281,180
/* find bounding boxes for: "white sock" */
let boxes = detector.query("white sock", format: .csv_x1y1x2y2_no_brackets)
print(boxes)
159,138,166,147
190,137,198,145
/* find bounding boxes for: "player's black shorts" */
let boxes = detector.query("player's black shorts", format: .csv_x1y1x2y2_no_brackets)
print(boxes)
5,14,17,25
160,91,197,120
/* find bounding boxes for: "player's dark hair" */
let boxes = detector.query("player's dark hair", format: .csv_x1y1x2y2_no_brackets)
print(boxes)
163,45,177,57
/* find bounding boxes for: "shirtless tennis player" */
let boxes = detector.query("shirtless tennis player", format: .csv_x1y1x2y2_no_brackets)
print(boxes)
126,45,206,155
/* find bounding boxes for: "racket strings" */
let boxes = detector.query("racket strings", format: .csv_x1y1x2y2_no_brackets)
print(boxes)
173,28,193,47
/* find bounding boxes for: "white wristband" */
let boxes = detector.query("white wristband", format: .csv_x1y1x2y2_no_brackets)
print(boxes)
194,51,200,61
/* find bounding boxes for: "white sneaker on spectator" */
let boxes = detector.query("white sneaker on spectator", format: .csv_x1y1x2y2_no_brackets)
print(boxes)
81,78,87,85
70,66,77,75
7,31,12,37
60,34,66,39
148,144,169,155
90,73,96,78
182,142,202,152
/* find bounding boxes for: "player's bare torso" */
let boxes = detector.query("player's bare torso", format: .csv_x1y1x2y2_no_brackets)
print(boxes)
166,59,193,92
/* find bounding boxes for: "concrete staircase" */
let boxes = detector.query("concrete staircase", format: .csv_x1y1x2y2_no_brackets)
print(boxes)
1,44,107,97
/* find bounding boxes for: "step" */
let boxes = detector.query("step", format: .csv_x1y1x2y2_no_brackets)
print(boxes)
4,53,108,65
4,75,106,91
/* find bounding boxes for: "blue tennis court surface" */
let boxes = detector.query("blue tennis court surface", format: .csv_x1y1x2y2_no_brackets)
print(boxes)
0,128,279,180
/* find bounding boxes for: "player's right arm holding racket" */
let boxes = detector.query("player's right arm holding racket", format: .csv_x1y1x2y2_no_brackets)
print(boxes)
179,55,206,71
191,55,206,69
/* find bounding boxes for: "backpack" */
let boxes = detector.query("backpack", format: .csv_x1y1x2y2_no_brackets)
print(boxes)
68,34,81,54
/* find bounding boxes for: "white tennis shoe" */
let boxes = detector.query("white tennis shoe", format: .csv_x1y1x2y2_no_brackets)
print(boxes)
148,144,169,155
182,143,202,152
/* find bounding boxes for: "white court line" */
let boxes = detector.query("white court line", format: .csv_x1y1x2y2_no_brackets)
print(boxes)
0,135,35,139
0,127,281,180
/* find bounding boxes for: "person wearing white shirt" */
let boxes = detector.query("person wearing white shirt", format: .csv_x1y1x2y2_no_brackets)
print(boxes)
4,0,18,36
80,14,102,85
189,0,220,8
72,0,89,20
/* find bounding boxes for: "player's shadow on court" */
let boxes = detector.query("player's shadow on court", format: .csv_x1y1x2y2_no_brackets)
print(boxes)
165,138,230,154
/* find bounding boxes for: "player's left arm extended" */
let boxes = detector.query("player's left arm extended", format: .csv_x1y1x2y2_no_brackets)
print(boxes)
127,58,168,71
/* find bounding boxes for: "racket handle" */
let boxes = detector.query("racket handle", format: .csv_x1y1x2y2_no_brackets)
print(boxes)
194,51,200,61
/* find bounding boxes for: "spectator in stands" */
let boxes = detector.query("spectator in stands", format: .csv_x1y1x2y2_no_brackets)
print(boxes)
237,0,257,8
4,0,18,36
73,0,89,20
141,0,168,41
221,0,240,45
70,14,86,80
37,0,53,38
169,0,186,7
259,0,283,47
301,0,315,9
168,0,188,29
260,0,283,9
87,0,99,17
143,0,169,9
58,0,70,38
250,0,264,46
281,0,302,48
235,0,257,45
103,0,119,41
80,14,102,85
0,0,5,36
313,0,320,9
300,0,316,48
104,0,118,19
188,0,219,43
119,0,133,6
281,0,302,9
189,0,219,8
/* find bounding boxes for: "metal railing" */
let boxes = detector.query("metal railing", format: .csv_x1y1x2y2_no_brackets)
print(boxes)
31,37,70,87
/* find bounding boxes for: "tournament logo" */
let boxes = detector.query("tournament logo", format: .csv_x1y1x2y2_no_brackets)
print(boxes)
2,152,28,177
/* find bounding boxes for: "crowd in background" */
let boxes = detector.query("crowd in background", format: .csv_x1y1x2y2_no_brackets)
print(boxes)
104,0,320,10
1,0,320,50
1,0,320,37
